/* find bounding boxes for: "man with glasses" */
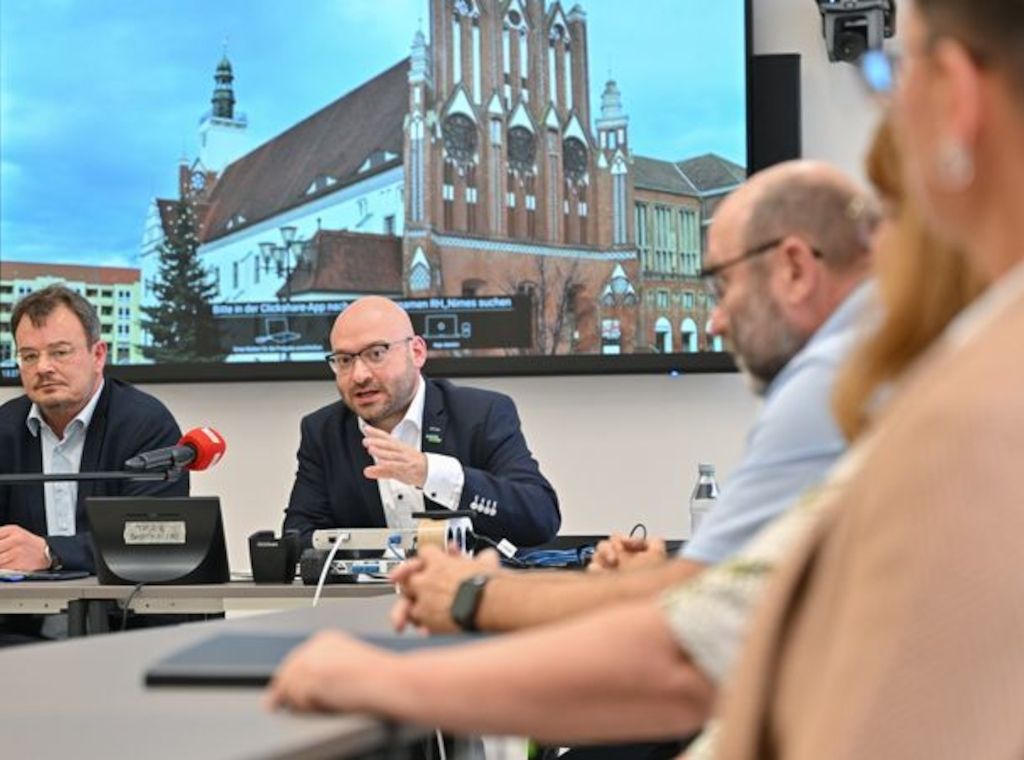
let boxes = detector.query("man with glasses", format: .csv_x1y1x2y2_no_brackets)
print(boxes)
0,286,186,642
282,295,559,549
383,160,877,641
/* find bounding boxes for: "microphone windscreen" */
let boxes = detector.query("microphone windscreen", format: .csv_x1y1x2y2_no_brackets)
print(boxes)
179,427,226,471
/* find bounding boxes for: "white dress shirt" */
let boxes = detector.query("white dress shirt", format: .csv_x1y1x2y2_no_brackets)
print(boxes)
357,376,464,531
25,380,104,537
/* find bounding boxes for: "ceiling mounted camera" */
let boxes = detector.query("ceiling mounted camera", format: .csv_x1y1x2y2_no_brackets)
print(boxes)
816,0,897,63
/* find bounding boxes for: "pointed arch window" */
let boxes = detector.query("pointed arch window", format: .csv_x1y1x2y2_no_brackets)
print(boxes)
409,248,431,292
563,137,588,183
503,2,530,104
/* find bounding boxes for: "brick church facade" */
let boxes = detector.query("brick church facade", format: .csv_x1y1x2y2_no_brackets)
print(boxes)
403,0,640,355
145,0,744,357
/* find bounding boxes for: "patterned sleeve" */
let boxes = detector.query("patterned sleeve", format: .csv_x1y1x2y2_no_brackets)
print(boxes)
660,487,831,685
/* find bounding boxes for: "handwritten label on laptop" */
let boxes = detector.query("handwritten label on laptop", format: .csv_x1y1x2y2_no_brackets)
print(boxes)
123,521,187,545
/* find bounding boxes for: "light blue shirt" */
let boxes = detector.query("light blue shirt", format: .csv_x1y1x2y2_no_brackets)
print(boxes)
25,380,104,537
682,284,874,564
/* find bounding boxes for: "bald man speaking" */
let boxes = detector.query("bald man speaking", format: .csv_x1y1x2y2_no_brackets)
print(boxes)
283,296,560,549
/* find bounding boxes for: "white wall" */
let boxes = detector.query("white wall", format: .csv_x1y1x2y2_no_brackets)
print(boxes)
0,0,882,570
753,0,881,180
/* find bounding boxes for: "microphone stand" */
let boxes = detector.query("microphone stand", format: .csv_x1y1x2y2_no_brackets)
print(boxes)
0,469,183,485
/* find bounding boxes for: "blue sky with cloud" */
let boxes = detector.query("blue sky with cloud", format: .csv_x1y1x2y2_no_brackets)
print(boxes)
0,0,746,268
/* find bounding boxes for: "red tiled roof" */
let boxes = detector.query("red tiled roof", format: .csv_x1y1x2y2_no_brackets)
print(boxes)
283,229,402,296
156,199,178,232
0,261,139,285
675,153,746,193
633,155,699,196
202,58,410,243
155,197,212,242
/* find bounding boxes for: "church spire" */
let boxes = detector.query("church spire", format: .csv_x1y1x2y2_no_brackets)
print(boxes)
212,50,236,120
409,24,429,86
596,77,629,152
198,41,249,174
598,78,626,123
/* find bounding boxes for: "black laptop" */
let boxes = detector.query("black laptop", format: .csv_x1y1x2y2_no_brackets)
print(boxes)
145,632,479,687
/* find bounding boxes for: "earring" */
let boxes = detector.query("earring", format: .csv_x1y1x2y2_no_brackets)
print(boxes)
936,139,975,190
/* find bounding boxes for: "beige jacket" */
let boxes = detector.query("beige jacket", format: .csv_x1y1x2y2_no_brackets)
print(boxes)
716,282,1024,760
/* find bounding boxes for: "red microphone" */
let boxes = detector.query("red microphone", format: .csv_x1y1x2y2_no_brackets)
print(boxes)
124,427,227,472
178,427,227,471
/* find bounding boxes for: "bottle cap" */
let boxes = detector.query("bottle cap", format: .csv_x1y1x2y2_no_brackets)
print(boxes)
698,463,715,475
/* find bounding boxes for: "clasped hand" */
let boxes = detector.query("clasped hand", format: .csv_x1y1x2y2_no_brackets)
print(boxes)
389,545,501,633
588,533,668,573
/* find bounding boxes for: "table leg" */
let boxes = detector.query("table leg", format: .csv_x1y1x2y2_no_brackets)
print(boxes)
67,600,87,637
87,600,110,635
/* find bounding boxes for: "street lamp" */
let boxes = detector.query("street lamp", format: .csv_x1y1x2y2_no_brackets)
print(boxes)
259,225,305,301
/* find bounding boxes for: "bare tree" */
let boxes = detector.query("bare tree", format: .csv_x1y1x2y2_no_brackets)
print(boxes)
503,257,584,355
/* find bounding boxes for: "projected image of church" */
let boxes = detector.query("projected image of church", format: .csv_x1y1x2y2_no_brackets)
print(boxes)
0,0,746,372
138,0,741,362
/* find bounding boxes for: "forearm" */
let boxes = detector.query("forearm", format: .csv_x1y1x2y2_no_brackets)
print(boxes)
477,558,706,631
367,600,713,743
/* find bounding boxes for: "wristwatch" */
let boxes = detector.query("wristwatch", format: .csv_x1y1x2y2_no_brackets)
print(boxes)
43,540,63,571
450,574,490,632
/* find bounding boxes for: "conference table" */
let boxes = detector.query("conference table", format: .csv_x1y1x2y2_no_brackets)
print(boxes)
0,595,438,759
0,577,394,635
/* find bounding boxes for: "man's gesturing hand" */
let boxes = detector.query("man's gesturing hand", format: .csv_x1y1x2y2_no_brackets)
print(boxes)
362,426,428,487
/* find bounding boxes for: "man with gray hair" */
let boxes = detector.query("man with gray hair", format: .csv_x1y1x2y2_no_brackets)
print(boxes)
0,285,187,643
381,159,878,638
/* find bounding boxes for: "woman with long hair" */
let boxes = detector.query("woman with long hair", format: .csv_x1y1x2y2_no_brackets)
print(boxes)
716,1,1024,757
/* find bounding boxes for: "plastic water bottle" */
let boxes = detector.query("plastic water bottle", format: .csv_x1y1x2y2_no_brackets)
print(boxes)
689,463,720,537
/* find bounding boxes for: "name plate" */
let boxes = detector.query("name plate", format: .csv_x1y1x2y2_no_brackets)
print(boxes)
123,520,187,545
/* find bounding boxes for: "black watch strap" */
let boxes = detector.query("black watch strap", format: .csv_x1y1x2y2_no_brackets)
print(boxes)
44,540,63,571
450,574,490,632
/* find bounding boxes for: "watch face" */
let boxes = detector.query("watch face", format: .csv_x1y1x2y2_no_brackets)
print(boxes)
507,126,536,173
563,137,588,182
443,113,478,165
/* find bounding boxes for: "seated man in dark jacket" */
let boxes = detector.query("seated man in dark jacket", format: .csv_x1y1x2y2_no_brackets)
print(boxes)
283,296,559,549
0,285,187,642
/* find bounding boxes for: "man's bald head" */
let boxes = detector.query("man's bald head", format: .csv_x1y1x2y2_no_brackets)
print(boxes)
332,296,416,344
328,297,427,432
737,160,877,273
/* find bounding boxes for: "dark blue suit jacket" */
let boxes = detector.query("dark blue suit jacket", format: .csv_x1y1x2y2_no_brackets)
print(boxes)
283,378,560,548
0,378,188,572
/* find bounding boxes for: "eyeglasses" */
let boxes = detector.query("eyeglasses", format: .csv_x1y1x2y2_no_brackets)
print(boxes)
858,49,901,96
15,344,83,368
700,238,824,300
702,238,825,300
325,337,414,374
858,38,991,99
